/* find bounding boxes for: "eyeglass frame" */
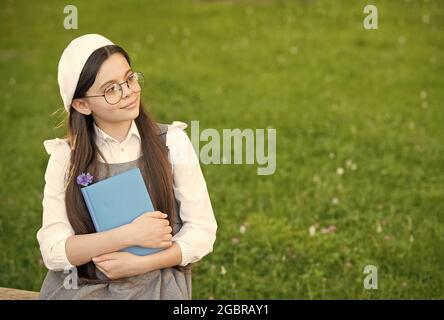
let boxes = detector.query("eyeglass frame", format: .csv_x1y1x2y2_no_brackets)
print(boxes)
83,71,144,105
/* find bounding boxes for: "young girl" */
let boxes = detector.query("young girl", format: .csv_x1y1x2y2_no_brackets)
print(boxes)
37,34,218,299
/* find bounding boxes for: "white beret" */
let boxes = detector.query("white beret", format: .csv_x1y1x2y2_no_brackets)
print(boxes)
57,34,114,112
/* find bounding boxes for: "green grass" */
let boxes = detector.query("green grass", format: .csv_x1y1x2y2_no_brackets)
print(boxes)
1,0,443,299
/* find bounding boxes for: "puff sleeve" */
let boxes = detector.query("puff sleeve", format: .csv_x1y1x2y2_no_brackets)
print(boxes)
167,121,218,266
36,138,75,271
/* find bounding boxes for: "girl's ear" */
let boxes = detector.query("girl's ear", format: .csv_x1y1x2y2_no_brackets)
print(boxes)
72,98,92,115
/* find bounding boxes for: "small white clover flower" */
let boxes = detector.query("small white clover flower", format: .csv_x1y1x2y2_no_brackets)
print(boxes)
336,167,345,176
376,223,383,233
221,266,227,275
309,225,316,236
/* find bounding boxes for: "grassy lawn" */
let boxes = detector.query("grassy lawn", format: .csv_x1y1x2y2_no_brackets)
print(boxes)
0,0,443,299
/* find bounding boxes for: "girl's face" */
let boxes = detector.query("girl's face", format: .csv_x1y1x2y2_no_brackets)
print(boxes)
72,53,141,123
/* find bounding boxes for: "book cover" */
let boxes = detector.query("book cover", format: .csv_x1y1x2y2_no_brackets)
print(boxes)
80,167,164,256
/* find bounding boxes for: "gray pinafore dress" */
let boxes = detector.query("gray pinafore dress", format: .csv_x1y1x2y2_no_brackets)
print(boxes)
38,123,192,300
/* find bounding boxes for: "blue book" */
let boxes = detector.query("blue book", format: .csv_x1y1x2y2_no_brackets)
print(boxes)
80,167,163,256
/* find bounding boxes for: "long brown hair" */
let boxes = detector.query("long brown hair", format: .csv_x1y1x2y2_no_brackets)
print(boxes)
63,45,178,280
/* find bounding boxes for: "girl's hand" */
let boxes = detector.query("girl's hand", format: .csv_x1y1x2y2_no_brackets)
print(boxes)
128,211,173,249
92,252,148,280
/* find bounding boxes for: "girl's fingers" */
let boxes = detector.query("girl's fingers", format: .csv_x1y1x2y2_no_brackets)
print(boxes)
95,264,108,276
93,256,106,263
93,253,117,263
163,234,173,241
160,241,173,248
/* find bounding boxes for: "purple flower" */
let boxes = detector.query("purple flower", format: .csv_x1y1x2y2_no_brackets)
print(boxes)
77,172,94,187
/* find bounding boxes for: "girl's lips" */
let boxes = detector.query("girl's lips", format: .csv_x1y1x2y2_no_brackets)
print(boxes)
121,100,138,109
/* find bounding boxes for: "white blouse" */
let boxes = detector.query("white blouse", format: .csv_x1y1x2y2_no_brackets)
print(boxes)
36,120,217,271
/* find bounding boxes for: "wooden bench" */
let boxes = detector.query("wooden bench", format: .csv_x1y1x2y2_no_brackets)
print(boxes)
0,287,39,300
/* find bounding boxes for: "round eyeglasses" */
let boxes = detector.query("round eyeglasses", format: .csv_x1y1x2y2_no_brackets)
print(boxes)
84,71,145,105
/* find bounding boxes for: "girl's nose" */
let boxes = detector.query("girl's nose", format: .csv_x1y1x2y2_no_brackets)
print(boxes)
121,81,133,98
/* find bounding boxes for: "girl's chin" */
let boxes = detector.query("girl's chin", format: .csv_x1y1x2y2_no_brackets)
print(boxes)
127,108,140,119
